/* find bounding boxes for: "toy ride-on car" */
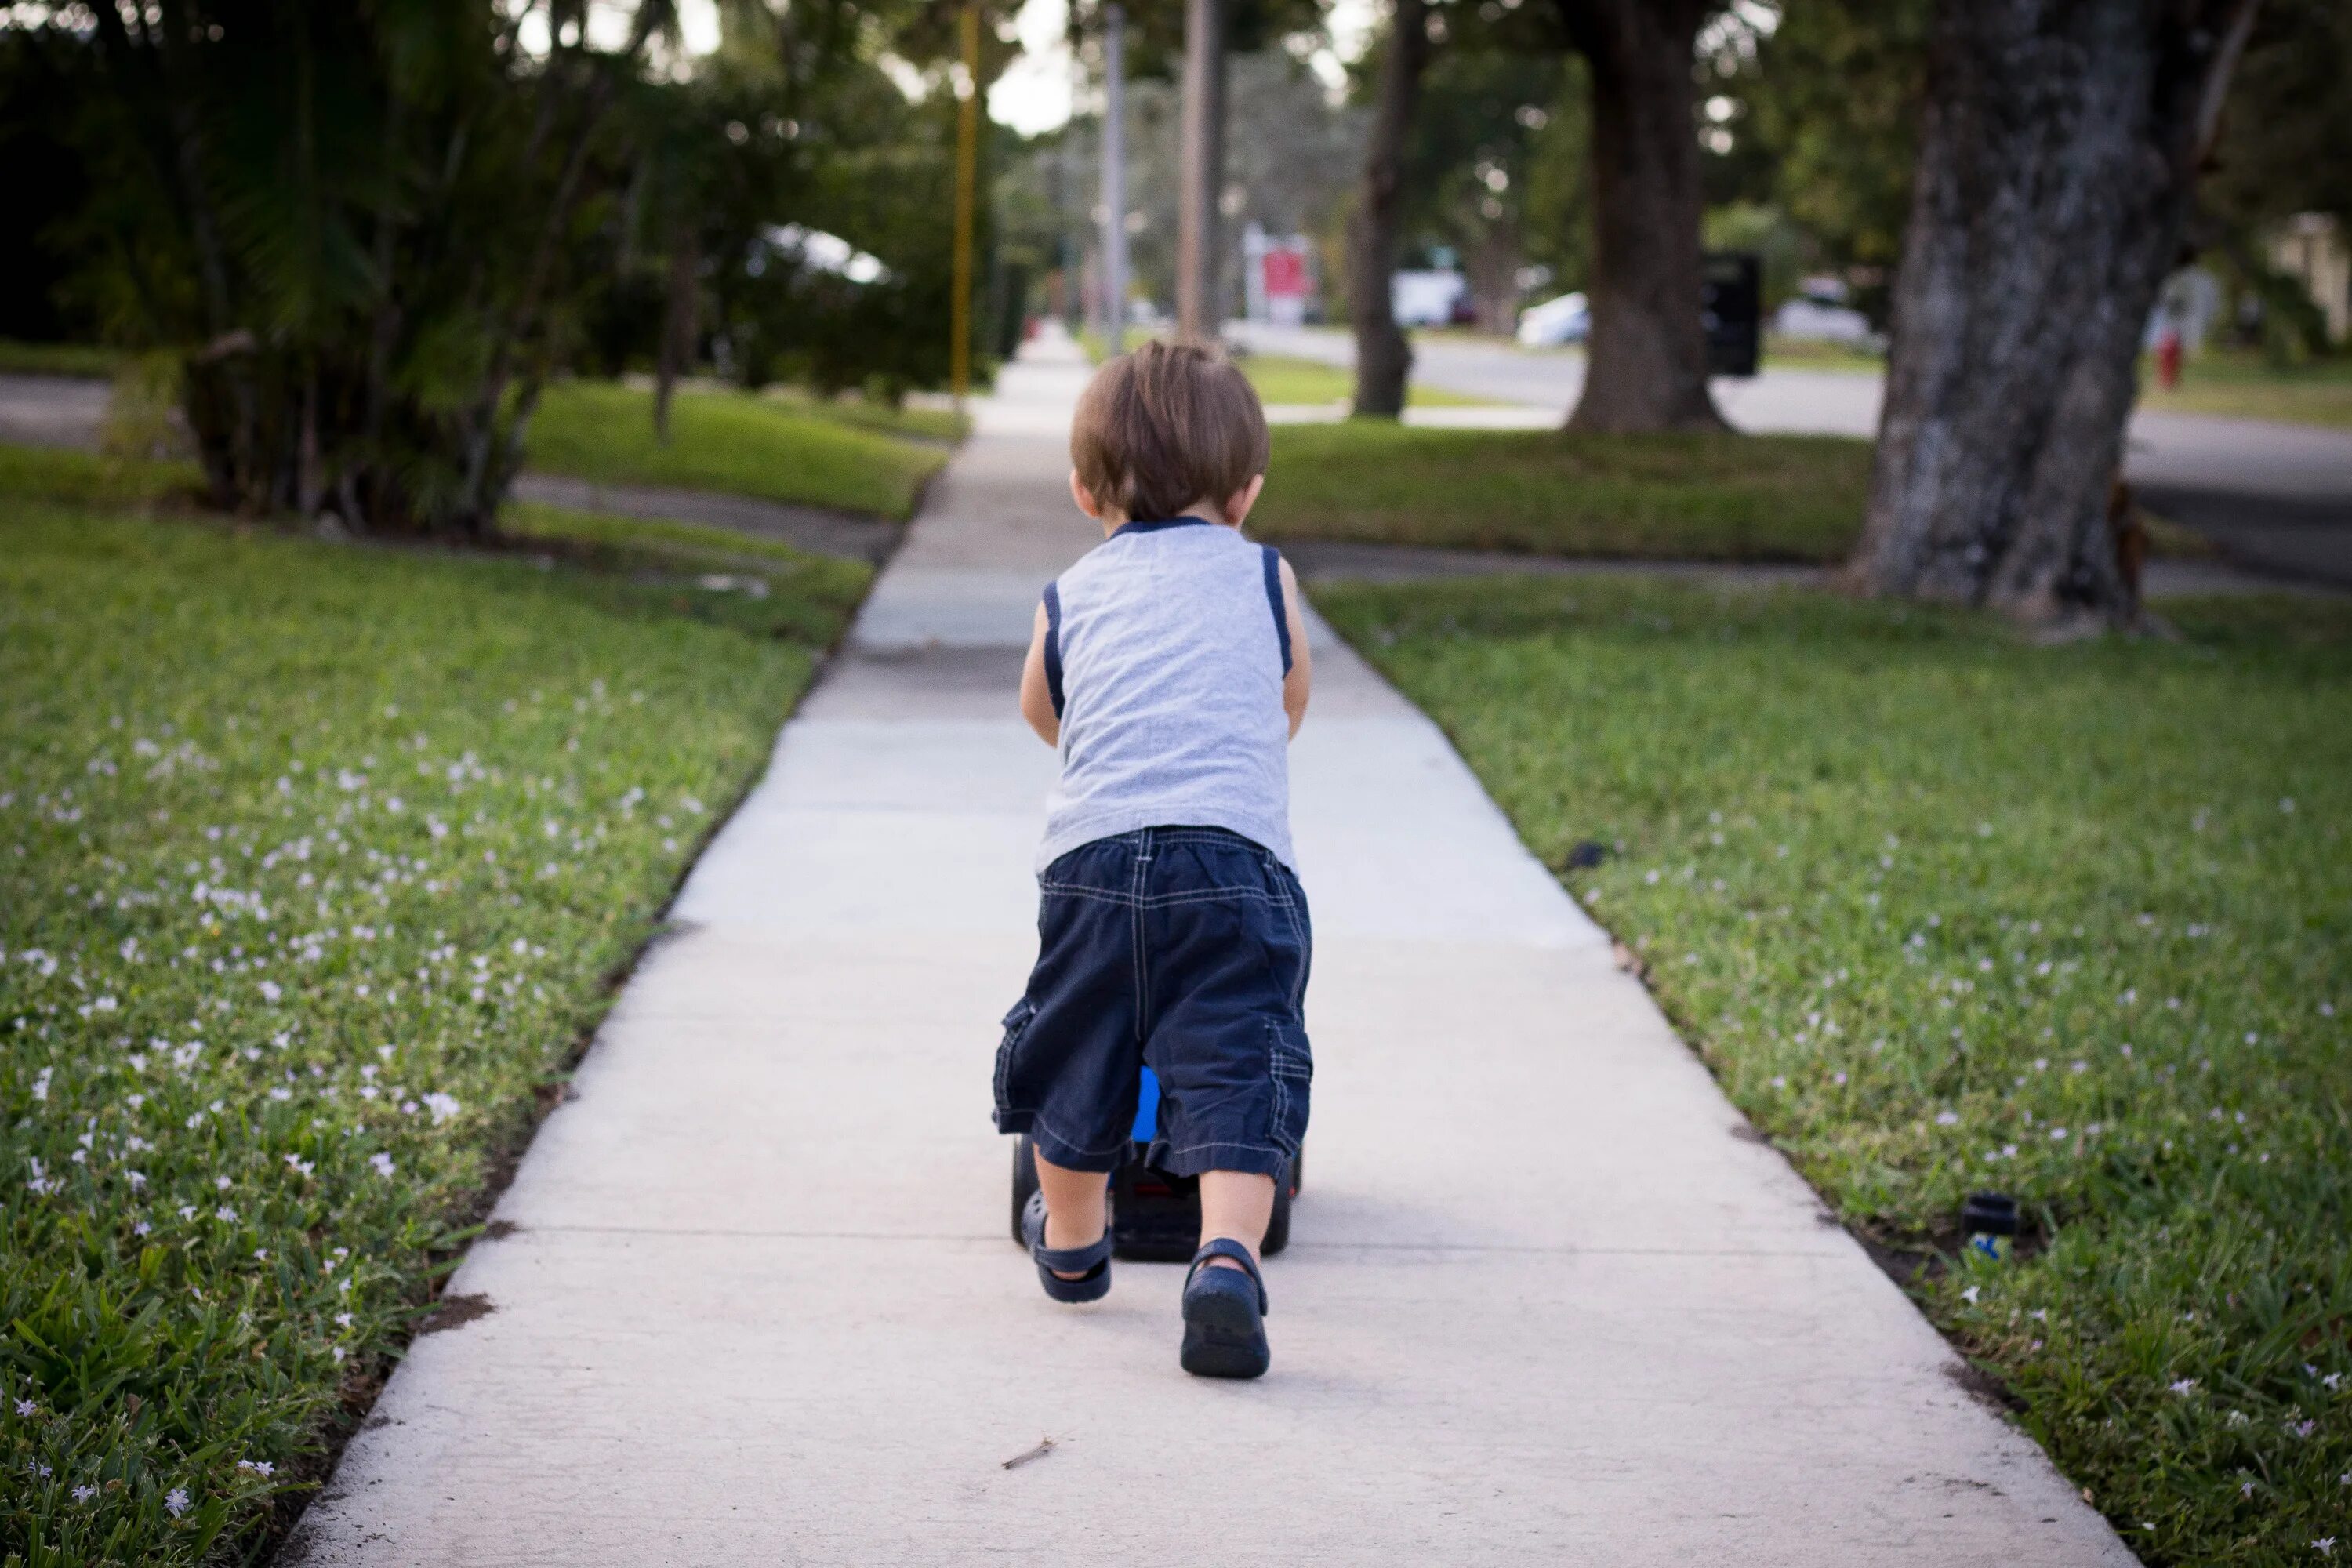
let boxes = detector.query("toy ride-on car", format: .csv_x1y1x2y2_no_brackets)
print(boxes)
1009,1068,1300,1261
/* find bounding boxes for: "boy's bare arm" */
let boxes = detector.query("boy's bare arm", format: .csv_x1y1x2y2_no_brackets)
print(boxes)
1278,557,1312,739
1020,600,1061,746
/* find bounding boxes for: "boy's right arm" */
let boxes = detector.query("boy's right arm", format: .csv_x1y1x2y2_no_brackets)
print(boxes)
1020,600,1061,746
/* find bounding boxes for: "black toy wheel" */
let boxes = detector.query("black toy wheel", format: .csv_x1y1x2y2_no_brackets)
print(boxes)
1010,1134,1039,1244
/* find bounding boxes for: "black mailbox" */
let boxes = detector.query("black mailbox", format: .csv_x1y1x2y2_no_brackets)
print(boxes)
1702,251,1761,378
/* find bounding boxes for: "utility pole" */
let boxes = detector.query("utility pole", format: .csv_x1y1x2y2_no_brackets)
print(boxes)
1175,0,1225,341
1101,3,1128,354
949,1,981,408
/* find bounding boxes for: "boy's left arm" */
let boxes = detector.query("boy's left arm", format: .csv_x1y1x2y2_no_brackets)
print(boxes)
1278,557,1312,739
1020,599,1061,746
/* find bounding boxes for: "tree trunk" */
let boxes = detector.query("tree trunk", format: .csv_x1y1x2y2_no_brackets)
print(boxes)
1176,0,1225,341
1554,0,1723,432
1848,0,2258,628
1348,0,1430,418
654,222,700,446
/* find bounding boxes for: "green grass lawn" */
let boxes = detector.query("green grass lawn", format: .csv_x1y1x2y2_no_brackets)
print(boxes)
1761,334,1889,374
1258,425,1878,561
2141,350,2352,430
1315,574,2352,1567
1256,424,2212,563
526,379,951,519
0,488,866,1562
754,383,968,444
0,341,126,379
1236,353,1497,408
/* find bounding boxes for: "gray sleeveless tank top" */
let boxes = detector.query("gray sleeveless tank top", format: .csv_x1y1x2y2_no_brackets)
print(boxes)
1037,517,1295,873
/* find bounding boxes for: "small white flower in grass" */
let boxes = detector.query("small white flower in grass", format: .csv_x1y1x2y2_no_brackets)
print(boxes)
72,1484,96,1503
2288,1419,2318,1439
178,1205,195,1220
1935,1111,1959,1127
335,1312,353,1328
332,1345,346,1363
127,1171,146,1189
2315,1541,2336,1559
237,1458,274,1476
215,1206,237,1222
134,1221,151,1236
260,981,281,1003
1959,1285,1979,1305
368,1152,396,1178
2050,1127,2067,1142
2169,1379,2196,1396
164,1487,190,1518
14,1398,35,1416
2281,797,2296,813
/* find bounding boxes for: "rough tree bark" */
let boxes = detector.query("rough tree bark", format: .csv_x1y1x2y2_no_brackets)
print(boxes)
1849,0,2258,627
1348,0,1430,419
1553,0,1724,432
653,222,700,446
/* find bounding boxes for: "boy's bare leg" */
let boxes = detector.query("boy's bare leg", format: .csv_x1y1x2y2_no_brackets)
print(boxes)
1197,1171,1274,1271
1033,1152,1110,1277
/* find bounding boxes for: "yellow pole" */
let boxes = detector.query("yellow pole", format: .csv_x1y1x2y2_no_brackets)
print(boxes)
951,2,981,409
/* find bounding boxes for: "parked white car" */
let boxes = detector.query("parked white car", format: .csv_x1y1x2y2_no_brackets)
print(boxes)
1772,295,1878,347
1392,270,1468,328
1515,291,1590,347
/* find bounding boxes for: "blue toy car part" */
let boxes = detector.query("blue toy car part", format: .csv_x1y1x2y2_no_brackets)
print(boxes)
1009,1067,1298,1261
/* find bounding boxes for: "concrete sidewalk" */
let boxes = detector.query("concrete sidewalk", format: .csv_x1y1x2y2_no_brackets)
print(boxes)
285,333,2133,1566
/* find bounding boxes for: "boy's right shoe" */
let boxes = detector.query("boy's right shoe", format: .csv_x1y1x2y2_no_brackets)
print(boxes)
1022,1190,1112,1303
1180,1238,1270,1379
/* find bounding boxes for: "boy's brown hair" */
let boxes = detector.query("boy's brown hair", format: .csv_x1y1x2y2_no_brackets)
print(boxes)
1070,339,1270,522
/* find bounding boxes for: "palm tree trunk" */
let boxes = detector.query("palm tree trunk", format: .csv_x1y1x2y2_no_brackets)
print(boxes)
1348,0,1430,419
654,222,700,445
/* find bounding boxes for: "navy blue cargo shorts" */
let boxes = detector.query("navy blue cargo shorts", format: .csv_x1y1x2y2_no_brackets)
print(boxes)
993,826,1312,1179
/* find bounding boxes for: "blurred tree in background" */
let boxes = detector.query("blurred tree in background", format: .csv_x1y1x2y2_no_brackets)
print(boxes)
0,0,1005,535
2198,0,2352,359
1739,0,1929,325
1402,50,1569,332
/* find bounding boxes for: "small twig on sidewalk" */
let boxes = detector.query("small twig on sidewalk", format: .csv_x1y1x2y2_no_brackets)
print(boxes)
1000,1436,1056,1471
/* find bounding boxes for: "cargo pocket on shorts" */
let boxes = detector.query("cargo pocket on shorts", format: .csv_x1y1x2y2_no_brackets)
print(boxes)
1265,1017,1313,1157
993,997,1036,1119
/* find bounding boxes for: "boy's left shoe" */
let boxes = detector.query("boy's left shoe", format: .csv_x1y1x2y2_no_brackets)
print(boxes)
1022,1190,1112,1304
1180,1238,1270,1379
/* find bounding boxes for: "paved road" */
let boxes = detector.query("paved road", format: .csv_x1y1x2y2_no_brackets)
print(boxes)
1236,324,2352,587
282,330,2130,1566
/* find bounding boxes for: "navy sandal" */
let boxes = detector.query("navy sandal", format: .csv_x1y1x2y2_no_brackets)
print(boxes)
1180,1238,1270,1379
1021,1189,1112,1304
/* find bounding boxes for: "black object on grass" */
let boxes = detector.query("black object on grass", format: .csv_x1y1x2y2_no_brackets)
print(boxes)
1563,840,1609,870
1962,1192,2020,1236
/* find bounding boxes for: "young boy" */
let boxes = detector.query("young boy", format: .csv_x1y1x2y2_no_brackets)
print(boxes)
993,339,1312,1380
